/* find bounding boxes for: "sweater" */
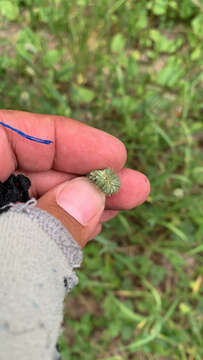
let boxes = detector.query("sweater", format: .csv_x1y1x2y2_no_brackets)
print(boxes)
0,198,83,360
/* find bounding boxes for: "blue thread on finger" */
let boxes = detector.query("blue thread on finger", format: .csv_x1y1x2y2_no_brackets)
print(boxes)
0,121,53,144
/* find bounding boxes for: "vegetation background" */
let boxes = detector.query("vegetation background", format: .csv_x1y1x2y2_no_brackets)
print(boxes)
0,0,202,359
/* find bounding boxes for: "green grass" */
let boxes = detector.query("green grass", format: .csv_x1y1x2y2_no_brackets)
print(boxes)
0,0,203,359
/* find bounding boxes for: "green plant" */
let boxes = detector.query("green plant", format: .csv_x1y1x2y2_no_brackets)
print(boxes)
0,1,202,359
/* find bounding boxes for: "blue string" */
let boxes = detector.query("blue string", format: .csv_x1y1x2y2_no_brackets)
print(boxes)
0,121,53,144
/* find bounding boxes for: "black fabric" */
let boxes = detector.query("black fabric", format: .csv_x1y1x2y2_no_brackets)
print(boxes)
0,174,31,214
55,344,62,360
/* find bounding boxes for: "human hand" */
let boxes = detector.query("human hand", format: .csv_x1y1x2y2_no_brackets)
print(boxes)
0,110,150,247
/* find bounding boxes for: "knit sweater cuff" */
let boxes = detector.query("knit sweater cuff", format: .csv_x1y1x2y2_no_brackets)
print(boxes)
0,198,83,360
8,198,83,291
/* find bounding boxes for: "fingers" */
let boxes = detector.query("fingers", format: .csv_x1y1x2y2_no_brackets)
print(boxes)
87,223,102,242
0,110,127,175
0,110,55,176
15,167,150,211
53,115,127,173
100,210,119,222
37,177,106,247
0,125,17,181
15,169,76,198
105,168,150,210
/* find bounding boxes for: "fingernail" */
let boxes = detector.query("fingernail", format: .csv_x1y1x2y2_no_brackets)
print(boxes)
56,178,105,225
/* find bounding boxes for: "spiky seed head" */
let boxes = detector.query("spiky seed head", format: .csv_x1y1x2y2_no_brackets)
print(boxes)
87,168,120,195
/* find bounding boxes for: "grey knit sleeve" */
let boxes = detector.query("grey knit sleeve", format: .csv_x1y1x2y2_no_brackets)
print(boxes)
0,198,83,360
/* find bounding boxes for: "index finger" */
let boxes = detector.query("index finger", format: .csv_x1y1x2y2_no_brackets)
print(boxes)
0,110,127,181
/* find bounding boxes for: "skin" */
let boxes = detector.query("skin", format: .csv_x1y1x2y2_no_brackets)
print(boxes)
0,109,150,247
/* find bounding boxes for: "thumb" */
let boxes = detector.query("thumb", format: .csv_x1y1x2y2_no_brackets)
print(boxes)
36,177,106,248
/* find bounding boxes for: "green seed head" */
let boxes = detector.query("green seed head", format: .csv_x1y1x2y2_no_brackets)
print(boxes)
87,168,120,195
